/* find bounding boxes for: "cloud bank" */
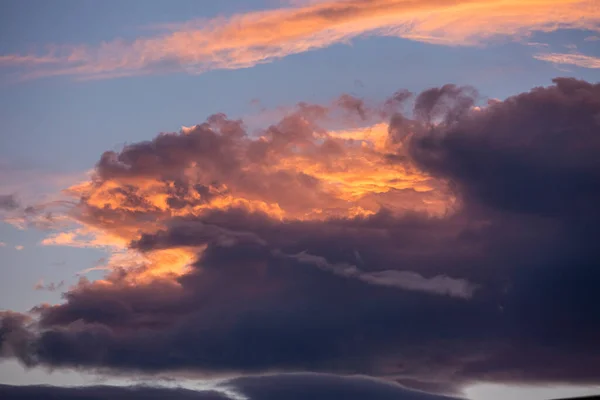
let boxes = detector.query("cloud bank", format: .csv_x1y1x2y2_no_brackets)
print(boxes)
1,0,599,80
1,78,600,396
0,374,462,400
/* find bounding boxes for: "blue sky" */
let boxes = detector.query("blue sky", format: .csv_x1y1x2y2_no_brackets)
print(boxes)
1,1,599,399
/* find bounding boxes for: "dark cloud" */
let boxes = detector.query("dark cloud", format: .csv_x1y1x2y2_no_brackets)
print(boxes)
335,94,369,120
0,194,19,210
409,78,600,219
231,373,462,399
413,84,477,125
2,78,600,395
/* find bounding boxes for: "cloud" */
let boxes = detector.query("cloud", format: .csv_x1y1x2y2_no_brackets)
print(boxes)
33,280,65,292
1,0,598,80
0,166,85,230
287,250,477,298
0,194,19,211
409,78,600,218
0,384,232,400
0,374,463,400
534,52,600,68
1,78,600,395
230,373,462,399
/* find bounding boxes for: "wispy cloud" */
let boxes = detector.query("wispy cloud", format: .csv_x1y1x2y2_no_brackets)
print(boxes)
288,250,477,298
33,280,65,292
534,52,600,69
0,194,19,211
1,0,598,81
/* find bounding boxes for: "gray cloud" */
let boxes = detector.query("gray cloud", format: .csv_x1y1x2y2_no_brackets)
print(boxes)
0,194,19,211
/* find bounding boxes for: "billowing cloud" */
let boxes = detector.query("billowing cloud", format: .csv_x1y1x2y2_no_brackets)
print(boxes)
1,78,600,396
534,52,600,69
1,0,599,80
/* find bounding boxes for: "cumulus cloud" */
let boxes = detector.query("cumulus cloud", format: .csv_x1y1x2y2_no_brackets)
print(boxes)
1,78,600,396
1,0,598,80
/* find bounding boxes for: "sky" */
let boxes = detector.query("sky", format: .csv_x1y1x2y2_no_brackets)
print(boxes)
0,1,599,399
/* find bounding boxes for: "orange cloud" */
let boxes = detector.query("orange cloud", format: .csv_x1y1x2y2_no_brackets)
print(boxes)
1,0,598,80
36,98,457,281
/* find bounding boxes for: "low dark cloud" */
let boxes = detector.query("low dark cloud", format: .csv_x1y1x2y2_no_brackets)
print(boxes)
230,373,462,400
409,78,600,219
2,78,600,395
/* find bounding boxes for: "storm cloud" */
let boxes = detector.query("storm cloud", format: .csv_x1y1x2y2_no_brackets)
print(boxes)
2,78,600,396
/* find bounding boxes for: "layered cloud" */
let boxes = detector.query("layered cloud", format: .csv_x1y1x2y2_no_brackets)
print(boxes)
1,0,599,80
0,374,462,400
1,78,600,396
0,384,232,400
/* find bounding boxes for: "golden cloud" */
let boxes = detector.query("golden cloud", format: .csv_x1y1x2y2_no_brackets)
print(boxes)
1,0,599,80
37,101,456,281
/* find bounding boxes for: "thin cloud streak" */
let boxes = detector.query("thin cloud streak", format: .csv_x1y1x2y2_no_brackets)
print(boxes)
288,250,477,298
1,0,599,80
534,52,600,69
